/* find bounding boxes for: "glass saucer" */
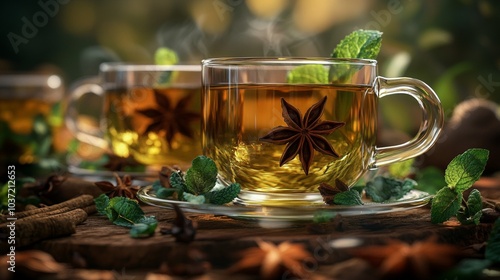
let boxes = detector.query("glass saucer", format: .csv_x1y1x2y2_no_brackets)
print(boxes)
137,185,432,222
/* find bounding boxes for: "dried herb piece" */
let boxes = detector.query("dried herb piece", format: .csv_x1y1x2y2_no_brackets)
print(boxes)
160,204,196,243
229,240,313,280
136,90,200,148
351,238,463,280
259,96,345,175
95,173,140,199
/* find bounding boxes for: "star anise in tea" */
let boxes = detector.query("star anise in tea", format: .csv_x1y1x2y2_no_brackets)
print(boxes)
318,179,350,204
350,237,463,280
259,96,345,175
136,90,200,148
229,239,313,280
94,173,140,199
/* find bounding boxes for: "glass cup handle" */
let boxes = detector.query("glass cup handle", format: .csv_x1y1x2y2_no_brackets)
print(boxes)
65,78,108,150
374,76,444,167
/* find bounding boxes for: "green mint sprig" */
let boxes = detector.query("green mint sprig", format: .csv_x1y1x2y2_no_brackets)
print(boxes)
154,155,240,205
430,148,489,224
94,194,158,238
286,29,383,84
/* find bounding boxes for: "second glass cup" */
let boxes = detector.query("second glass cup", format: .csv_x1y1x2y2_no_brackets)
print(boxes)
66,63,202,169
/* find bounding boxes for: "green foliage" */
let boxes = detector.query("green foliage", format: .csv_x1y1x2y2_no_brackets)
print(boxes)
331,29,383,60
365,176,416,203
333,189,363,206
313,211,337,223
159,156,240,205
94,194,158,238
185,155,218,195
445,148,489,193
388,158,414,179
431,148,489,224
204,183,241,205
430,187,462,224
286,65,328,84
457,189,483,225
154,47,179,65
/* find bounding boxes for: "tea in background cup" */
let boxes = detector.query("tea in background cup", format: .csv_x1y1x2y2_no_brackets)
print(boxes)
66,63,202,170
0,74,68,177
201,58,444,206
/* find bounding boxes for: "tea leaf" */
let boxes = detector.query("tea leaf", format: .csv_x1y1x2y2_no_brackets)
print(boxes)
445,148,489,193
333,189,363,206
185,155,218,195
331,29,383,60
286,65,328,84
183,193,206,204
204,183,241,205
365,176,416,203
130,216,158,238
485,218,500,262
430,187,462,224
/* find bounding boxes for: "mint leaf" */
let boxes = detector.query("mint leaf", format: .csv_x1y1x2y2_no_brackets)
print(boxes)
313,211,337,223
431,187,462,224
365,176,416,203
106,197,145,227
204,183,241,205
130,216,158,238
445,148,489,193
331,29,383,60
333,189,363,206
156,187,178,199
155,47,178,65
183,193,206,204
94,194,110,215
485,218,500,262
169,171,188,192
185,155,218,195
441,258,492,280
457,189,483,225
287,65,328,84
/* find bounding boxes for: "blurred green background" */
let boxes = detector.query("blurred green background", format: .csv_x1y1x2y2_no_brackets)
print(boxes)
1,0,500,175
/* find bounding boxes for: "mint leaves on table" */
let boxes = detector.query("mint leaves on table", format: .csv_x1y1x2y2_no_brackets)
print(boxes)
286,29,383,84
430,148,489,224
153,155,241,205
365,176,417,203
95,194,158,238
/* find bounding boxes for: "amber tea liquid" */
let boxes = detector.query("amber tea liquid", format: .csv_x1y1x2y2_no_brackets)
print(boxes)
105,86,202,167
203,84,377,197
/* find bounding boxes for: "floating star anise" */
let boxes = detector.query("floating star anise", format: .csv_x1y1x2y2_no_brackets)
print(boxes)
229,240,313,280
259,96,345,175
136,90,200,148
350,237,464,280
94,173,140,199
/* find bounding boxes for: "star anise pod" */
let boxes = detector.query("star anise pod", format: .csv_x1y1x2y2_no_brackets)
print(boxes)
94,173,140,199
229,240,313,280
136,90,200,148
318,179,350,204
350,237,464,280
259,96,345,175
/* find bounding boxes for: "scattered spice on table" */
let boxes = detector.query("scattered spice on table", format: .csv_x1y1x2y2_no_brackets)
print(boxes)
160,204,197,243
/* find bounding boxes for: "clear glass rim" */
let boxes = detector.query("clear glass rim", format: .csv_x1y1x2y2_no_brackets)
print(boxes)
100,62,201,72
201,57,377,67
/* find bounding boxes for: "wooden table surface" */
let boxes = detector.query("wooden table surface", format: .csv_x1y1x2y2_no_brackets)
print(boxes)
20,179,497,279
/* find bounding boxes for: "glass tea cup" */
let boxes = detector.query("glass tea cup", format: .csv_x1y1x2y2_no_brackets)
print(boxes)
0,74,67,176
66,63,202,170
201,57,444,206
